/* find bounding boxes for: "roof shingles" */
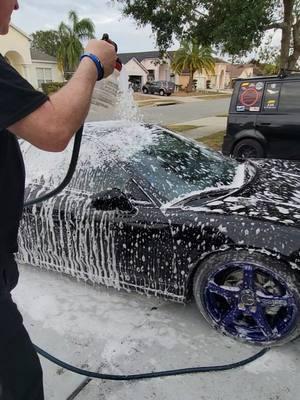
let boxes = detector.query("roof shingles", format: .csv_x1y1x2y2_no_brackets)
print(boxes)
30,48,57,62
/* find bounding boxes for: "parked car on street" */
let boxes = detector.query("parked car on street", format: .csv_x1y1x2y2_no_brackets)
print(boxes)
142,80,175,96
222,72,300,159
20,122,300,347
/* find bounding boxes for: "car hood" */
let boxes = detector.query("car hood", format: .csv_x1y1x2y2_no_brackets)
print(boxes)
182,159,300,228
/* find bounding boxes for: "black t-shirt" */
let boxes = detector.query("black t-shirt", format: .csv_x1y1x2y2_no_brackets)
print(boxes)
0,54,48,253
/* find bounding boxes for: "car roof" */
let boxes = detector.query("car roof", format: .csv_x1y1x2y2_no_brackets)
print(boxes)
234,72,300,82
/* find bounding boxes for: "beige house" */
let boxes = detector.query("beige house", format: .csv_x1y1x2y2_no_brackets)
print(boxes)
226,64,254,87
119,51,230,90
180,58,229,90
0,24,64,89
119,51,174,88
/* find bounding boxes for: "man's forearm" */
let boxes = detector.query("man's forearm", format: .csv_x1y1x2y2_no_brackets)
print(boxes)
49,58,98,141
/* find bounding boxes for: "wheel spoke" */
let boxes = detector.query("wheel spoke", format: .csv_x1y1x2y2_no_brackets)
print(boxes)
242,265,255,290
252,305,273,338
257,292,296,308
221,307,239,326
207,281,240,302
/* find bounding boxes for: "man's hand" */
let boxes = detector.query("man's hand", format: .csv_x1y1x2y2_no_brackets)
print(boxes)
85,39,117,78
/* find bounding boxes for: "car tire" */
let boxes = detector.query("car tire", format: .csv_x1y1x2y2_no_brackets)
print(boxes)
193,250,300,347
143,88,149,94
232,138,264,159
167,93,172,96
159,89,165,96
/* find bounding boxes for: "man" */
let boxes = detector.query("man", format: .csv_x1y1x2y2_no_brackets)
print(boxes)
0,1,117,398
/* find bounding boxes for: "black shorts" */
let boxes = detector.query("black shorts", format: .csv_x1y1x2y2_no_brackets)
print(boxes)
0,254,44,400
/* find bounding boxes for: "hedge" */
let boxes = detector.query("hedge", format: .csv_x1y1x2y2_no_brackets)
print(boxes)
41,82,65,95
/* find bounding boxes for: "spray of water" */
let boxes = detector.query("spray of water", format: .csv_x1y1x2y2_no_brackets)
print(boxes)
114,69,142,123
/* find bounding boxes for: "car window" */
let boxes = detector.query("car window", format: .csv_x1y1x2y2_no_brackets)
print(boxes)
263,82,281,112
130,130,239,202
22,134,132,196
279,81,300,113
236,81,264,112
70,160,130,194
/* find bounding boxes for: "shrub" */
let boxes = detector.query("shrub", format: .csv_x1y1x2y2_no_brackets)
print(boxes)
41,82,65,95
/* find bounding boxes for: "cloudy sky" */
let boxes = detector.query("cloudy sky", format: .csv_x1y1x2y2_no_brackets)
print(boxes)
12,0,179,53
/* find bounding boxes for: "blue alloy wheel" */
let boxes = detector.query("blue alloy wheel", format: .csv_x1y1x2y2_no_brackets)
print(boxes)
193,251,300,346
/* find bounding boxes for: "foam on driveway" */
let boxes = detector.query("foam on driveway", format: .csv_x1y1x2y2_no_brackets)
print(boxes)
13,264,300,400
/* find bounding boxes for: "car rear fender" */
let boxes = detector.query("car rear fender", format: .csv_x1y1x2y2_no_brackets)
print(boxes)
233,129,267,146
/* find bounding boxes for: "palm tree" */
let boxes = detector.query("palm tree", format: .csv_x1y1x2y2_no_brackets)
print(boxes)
57,10,95,78
172,40,215,92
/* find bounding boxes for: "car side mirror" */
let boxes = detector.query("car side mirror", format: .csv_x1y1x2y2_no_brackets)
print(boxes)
91,188,134,212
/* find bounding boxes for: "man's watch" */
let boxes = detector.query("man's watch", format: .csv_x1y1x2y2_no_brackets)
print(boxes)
80,52,105,81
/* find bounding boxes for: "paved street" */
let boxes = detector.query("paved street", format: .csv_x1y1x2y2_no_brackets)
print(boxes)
15,265,300,400
87,97,230,127
140,98,230,125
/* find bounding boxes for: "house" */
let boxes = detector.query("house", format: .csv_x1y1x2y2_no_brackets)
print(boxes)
119,51,230,90
119,51,174,88
226,64,254,86
0,24,64,89
187,58,229,90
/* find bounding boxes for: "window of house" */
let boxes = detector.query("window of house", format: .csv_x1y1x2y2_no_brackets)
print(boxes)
236,81,264,112
263,82,281,112
36,67,53,87
278,81,300,113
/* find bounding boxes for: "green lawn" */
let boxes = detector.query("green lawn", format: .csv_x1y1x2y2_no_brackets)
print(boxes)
196,94,231,101
164,124,201,132
196,131,225,151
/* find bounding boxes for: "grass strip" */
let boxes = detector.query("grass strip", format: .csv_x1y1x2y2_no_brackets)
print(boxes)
196,131,226,151
165,124,201,133
196,94,231,100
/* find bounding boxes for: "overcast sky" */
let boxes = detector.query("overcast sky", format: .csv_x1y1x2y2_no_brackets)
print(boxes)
11,0,180,53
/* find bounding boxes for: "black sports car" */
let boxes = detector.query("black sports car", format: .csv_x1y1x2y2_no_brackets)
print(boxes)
19,122,300,347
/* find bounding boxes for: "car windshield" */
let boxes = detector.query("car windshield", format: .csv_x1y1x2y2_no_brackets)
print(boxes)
130,129,241,203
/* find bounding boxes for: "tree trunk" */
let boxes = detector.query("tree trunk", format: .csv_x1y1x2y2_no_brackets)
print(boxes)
280,0,294,70
186,70,194,92
288,19,300,69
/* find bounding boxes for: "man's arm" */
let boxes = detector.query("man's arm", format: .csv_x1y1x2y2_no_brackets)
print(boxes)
8,40,116,152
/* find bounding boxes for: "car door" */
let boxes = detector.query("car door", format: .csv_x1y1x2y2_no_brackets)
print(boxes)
149,81,156,94
256,80,300,159
73,167,175,294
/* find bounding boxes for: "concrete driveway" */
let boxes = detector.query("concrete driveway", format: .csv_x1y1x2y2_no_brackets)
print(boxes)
14,264,300,400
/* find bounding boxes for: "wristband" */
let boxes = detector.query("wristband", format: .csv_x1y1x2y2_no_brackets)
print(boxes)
80,52,104,81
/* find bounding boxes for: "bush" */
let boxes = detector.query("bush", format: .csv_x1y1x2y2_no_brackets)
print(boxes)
41,82,65,95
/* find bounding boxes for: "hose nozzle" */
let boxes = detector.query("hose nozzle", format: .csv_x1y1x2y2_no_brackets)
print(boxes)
102,33,122,71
